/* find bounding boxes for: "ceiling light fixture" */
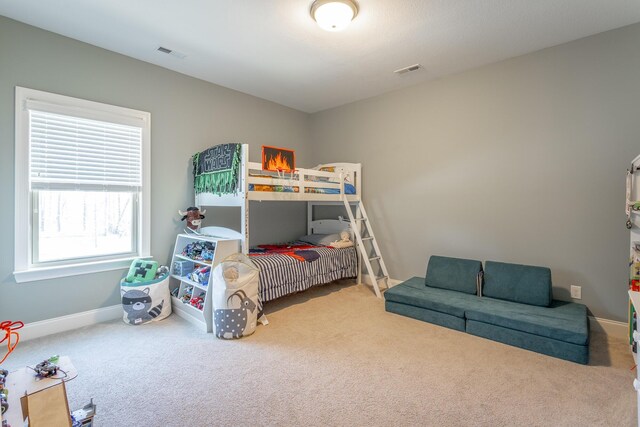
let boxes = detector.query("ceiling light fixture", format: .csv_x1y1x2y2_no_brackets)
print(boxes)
311,0,358,32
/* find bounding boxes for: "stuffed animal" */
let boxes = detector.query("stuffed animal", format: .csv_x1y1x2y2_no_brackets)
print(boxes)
155,265,169,279
330,230,354,248
179,207,206,231
125,259,158,283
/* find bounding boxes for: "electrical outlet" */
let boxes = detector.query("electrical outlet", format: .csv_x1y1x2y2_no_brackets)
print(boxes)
570,285,582,299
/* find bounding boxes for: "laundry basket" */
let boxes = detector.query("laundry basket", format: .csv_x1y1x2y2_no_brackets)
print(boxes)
120,273,172,325
211,253,260,339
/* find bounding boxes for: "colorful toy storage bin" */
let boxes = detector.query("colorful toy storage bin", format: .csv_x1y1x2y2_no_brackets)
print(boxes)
120,273,172,325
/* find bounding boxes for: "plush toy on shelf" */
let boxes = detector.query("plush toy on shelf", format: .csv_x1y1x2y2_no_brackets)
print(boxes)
179,207,206,233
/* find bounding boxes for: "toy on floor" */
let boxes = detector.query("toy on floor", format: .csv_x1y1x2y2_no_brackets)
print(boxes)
178,207,206,232
0,320,23,365
32,356,63,379
71,398,96,427
155,265,169,279
0,393,7,416
0,368,8,416
124,259,159,283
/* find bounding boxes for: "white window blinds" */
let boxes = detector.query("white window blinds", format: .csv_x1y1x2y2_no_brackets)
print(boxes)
29,109,143,191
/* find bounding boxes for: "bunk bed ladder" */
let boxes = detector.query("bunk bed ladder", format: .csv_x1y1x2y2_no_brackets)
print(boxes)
342,200,389,298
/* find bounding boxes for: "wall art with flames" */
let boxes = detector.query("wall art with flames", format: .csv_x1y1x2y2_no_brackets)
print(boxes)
262,146,295,172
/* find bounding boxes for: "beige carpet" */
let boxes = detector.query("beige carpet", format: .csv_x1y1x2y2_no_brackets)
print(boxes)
4,281,636,426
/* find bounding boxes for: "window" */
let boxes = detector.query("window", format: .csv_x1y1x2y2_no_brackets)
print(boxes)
14,87,150,282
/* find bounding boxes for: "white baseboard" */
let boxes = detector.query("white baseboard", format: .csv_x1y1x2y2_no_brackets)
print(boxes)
360,274,401,290
20,305,122,342
387,278,402,287
589,316,627,340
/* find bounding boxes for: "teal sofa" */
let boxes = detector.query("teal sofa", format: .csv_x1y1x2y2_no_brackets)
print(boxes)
384,256,589,364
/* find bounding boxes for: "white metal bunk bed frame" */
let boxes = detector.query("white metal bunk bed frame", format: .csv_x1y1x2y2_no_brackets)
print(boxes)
195,143,389,297
195,144,361,250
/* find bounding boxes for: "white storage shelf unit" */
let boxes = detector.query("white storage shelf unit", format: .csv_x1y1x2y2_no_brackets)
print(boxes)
170,234,239,332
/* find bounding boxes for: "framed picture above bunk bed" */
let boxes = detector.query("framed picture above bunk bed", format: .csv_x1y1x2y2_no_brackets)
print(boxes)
262,145,295,173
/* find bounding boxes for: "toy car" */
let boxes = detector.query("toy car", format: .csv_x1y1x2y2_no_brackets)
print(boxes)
34,360,59,378
71,398,96,427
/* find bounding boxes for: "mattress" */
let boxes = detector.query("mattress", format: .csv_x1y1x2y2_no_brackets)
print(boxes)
249,244,357,303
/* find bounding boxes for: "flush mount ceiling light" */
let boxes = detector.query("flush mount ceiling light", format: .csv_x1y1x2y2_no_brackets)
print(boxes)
311,0,358,32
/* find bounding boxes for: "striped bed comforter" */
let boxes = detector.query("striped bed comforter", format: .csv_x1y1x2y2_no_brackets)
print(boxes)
249,245,357,304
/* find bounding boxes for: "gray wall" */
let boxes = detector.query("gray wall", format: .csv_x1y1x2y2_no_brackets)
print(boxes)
2,16,638,325
0,17,313,323
311,23,640,322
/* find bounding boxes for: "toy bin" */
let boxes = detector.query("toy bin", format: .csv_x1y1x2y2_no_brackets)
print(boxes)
120,273,172,325
211,253,260,339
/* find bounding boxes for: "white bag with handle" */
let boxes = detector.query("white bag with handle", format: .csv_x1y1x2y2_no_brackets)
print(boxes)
211,253,260,339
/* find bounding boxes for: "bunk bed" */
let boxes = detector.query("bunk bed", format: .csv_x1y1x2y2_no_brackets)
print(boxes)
248,219,358,304
193,143,389,303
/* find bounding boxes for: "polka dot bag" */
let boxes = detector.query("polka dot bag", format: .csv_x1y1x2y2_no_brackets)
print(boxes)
211,253,260,339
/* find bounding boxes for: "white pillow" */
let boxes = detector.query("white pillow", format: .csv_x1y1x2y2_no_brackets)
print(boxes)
199,226,243,240
329,240,354,248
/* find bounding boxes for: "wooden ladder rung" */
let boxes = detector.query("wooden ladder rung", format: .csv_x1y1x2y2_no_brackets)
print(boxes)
355,217,367,221
369,256,381,261
376,275,389,281
361,237,374,241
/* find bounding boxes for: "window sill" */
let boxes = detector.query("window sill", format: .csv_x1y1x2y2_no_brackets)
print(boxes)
13,255,151,283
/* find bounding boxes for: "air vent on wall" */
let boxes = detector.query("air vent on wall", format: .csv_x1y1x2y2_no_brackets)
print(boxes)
394,64,422,75
157,46,187,59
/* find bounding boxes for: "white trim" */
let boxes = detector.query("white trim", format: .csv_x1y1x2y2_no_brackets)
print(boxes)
14,87,30,277
140,112,151,259
20,304,122,342
361,274,401,290
589,316,627,339
14,86,151,281
387,278,402,287
13,255,151,283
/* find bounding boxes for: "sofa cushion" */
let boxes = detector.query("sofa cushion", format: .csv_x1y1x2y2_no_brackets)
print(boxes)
465,298,588,345
385,300,466,332
466,320,589,364
385,277,481,318
483,261,552,307
425,255,482,295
